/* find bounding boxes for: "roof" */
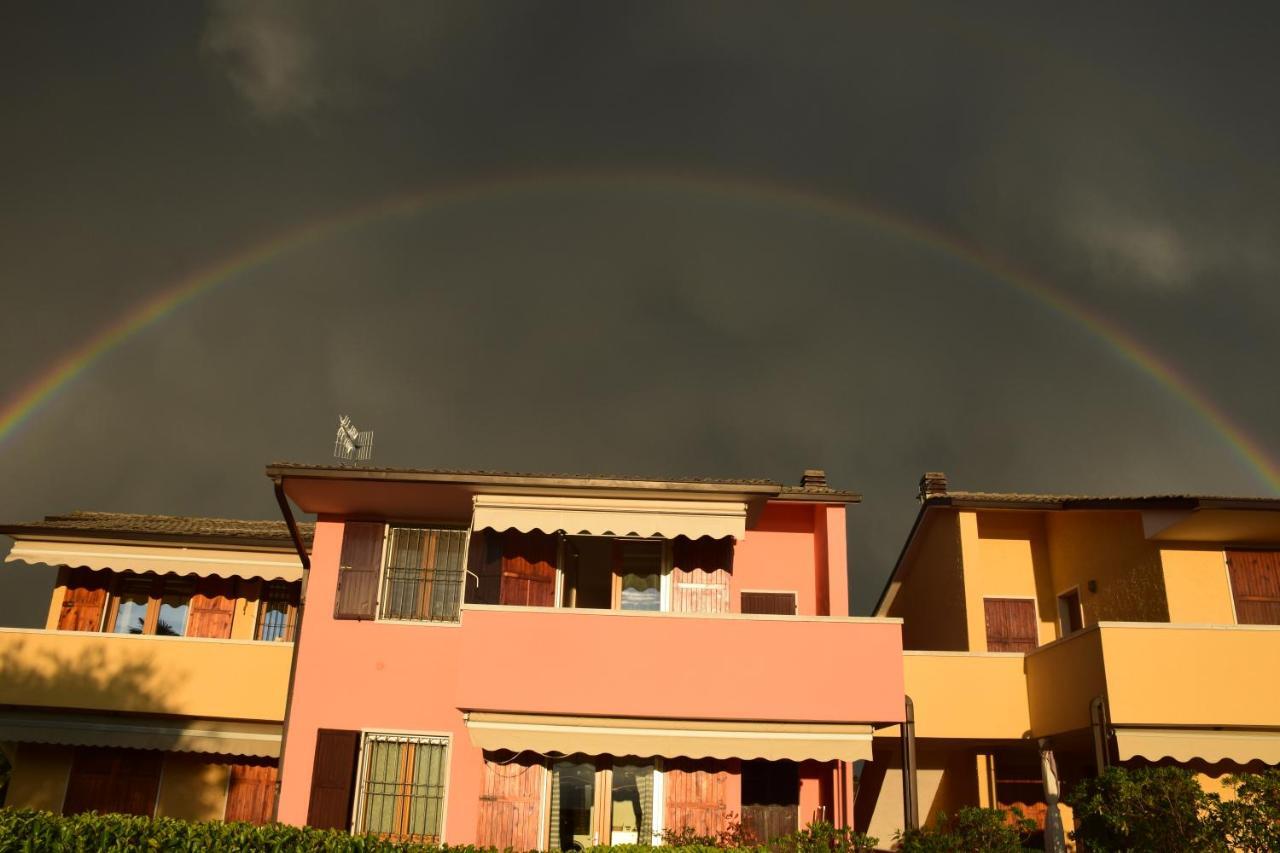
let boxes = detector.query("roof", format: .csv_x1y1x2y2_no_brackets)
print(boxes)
266,462,861,503
923,491,1280,511
0,511,315,549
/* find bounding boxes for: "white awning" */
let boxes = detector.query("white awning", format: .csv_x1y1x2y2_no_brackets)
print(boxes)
4,539,303,582
1115,727,1280,765
472,495,747,541
0,711,282,758
464,712,872,762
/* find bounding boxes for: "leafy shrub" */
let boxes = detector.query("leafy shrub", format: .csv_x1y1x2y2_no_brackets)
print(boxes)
768,820,876,853
894,806,1034,853
1218,770,1280,853
660,812,751,847
1064,766,1224,852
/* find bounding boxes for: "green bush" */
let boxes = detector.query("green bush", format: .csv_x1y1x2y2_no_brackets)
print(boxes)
894,806,1033,852
1064,766,1224,852
1218,770,1280,853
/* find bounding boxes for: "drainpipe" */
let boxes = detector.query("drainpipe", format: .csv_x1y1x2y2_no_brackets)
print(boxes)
901,696,918,833
1089,696,1110,776
271,476,311,823
1038,739,1066,853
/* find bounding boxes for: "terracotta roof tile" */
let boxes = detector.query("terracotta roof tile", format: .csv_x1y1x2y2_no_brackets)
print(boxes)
0,511,313,546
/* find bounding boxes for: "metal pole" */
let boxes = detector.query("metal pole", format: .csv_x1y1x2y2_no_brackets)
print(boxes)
901,696,918,832
1038,738,1067,853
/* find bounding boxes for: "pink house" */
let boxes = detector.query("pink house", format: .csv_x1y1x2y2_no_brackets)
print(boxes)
268,464,904,848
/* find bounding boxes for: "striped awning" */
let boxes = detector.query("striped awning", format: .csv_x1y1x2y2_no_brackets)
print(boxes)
471,495,747,541
1115,727,1280,765
463,712,872,762
4,539,303,582
0,711,282,758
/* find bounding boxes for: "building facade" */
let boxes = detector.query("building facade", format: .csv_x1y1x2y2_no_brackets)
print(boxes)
861,474,1280,845
268,464,905,847
0,512,309,823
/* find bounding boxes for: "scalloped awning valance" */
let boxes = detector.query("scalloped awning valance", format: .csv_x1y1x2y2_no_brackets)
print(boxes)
1115,727,1280,765
471,495,746,540
4,539,303,582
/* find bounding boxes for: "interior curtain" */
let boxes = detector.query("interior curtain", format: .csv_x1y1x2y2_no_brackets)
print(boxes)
636,764,655,844
548,762,563,851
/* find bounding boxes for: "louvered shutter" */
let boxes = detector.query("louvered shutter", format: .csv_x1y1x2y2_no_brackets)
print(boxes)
500,530,557,607
664,760,729,837
225,762,278,824
741,591,797,615
1227,551,1280,625
671,537,732,614
187,577,236,638
57,568,110,632
984,599,1038,652
307,729,361,830
476,756,546,850
334,522,384,620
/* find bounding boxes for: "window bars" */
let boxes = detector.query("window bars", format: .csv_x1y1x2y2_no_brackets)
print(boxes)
357,734,449,842
256,581,299,642
379,527,467,622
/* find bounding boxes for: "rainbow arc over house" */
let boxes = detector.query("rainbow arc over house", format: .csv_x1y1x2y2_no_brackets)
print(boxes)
1,168,1276,492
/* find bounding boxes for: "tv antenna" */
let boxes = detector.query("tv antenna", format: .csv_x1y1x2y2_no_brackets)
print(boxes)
333,415,373,464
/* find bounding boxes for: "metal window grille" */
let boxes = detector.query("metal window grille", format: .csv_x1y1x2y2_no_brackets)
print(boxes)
357,734,448,842
379,527,467,622
256,581,299,642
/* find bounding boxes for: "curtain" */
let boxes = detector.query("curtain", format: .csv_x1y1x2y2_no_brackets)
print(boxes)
636,764,655,844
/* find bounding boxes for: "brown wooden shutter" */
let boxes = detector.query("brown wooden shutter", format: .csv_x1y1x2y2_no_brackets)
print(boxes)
335,522,384,620
476,756,546,850
186,577,236,639
225,761,278,824
664,760,728,837
57,568,110,632
499,531,557,607
63,747,163,817
984,598,1039,652
465,529,503,605
306,729,361,830
741,591,797,615
671,537,732,614
1227,550,1280,625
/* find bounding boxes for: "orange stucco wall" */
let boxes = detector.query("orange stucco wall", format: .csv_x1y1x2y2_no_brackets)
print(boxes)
278,505,892,841
885,511,968,651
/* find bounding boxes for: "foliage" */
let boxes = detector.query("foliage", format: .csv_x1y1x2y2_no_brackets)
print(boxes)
894,806,1033,852
767,820,877,853
1218,770,1280,853
1063,765,1225,852
660,812,751,847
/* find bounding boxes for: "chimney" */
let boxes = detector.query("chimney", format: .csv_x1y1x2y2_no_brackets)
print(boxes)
919,472,948,500
800,469,828,489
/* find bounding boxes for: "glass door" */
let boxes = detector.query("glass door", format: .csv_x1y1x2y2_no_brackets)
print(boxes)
549,760,596,850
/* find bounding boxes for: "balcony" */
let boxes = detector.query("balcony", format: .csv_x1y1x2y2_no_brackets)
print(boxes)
1027,623,1280,736
454,605,904,725
0,627,292,722
903,652,1030,740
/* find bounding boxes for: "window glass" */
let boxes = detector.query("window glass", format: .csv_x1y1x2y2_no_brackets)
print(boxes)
611,762,655,845
156,583,192,636
111,582,150,634
620,572,660,611
256,581,299,641
550,760,596,850
380,527,467,622
618,541,663,611
358,735,447,841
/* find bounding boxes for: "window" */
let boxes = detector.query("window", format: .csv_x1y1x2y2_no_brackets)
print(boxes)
379,526,468,622
156,580,193,636
741,592,797,615
617,540,663,611
256,581,301,641
110,577,152,634
1226,550,1280,625
355,733,449,842
1057,588,1084,637
983,598,1038,653
105,575,199,637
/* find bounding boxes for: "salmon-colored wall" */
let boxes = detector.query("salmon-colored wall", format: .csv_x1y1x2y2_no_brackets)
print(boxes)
278,509,892,841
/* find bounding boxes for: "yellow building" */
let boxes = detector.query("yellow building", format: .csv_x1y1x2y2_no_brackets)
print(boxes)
860,474,1280,846
0,511,310,822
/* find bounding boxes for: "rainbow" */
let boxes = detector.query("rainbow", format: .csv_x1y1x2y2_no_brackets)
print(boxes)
1,167,1276,492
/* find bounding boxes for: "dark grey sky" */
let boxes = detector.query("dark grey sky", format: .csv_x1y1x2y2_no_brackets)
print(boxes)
3,2,1278,612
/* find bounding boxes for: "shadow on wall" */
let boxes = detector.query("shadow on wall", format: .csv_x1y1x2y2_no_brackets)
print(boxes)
0,550,57,629
0,638,229,820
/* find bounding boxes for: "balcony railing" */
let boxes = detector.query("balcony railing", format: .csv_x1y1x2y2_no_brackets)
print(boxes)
453,605,905,724
0,627,292,721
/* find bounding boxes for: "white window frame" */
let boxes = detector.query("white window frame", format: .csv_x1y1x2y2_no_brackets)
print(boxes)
351,729,453,842
373,522,470,627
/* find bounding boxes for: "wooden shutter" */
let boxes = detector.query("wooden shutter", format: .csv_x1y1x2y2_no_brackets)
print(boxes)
63,747,162,817
499,531,557,607
741,591,797,615
307,729,361,830
1227,550,1280,626
187,577,236,639
225,762,278,824
984,598,1039,652
335,522,384,620
664,760,728,837
57,568,110,632
476,756,546,850
671,537,732,614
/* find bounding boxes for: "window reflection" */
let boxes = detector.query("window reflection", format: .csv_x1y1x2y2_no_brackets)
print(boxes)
156,595,189,636
111,592,149,634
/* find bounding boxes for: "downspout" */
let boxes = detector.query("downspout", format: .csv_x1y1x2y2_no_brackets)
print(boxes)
271,476,311,822
901,695,918,833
